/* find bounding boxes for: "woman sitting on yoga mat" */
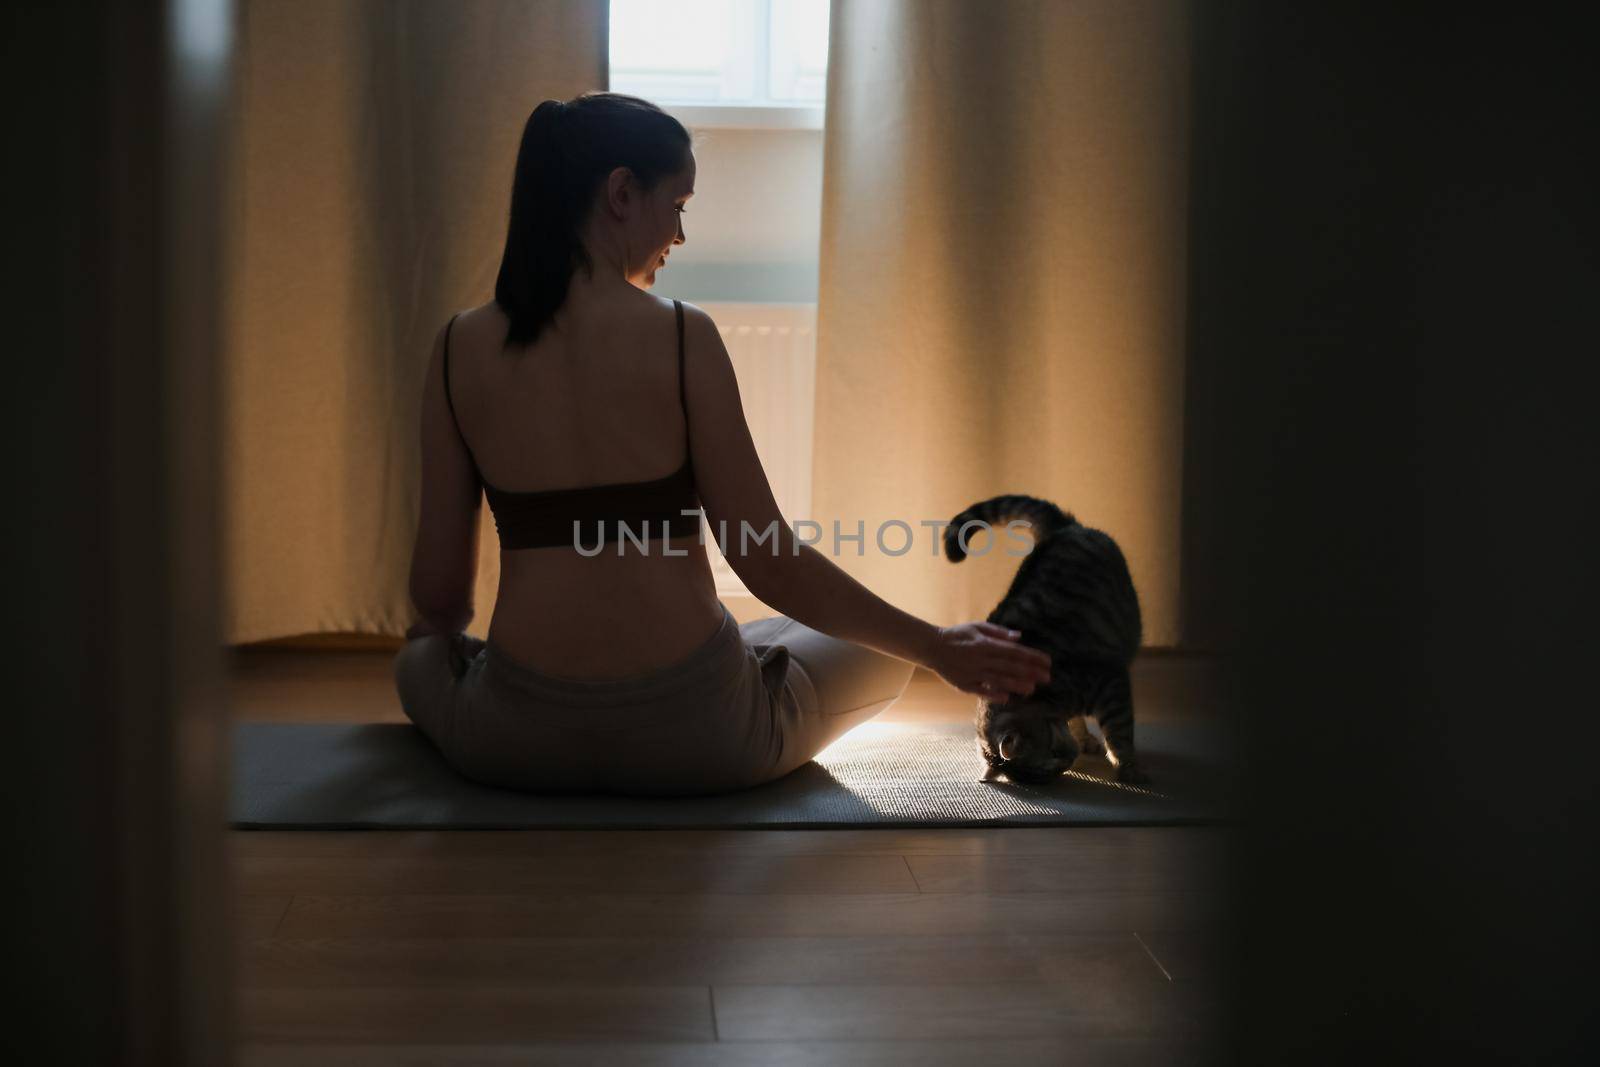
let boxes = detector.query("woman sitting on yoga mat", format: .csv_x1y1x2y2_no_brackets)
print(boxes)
394,92,1051,796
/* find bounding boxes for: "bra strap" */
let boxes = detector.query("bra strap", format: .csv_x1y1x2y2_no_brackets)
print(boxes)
674,299,686,415
441,312,480,476
442,312,462,428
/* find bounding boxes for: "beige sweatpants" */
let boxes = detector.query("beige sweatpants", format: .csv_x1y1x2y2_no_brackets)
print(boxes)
393,603,916,797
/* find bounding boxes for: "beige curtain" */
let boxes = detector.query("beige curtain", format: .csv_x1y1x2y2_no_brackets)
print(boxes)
814,0,1191,645
222,0,607,643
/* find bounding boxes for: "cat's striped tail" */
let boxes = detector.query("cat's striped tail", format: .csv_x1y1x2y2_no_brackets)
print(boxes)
942,494,1074,562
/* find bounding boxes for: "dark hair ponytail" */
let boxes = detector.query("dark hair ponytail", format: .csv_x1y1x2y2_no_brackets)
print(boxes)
494,92,691,349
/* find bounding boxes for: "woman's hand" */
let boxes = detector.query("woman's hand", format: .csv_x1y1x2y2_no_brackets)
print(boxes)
926,621,1052,701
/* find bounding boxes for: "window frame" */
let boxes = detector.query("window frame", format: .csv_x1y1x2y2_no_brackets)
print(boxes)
609,0,827,131
657,103,824,131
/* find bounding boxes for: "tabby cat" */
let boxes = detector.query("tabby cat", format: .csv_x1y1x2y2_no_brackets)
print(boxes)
943,494,1148,785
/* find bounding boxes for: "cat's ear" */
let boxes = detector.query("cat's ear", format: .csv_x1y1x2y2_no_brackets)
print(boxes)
997,731,1021,762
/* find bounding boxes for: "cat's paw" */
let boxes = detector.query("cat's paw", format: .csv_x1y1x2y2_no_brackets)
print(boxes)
1115,762,1151,786
1077,735,1105,757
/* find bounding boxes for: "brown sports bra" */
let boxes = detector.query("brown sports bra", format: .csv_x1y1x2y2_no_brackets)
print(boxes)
441,300,702,550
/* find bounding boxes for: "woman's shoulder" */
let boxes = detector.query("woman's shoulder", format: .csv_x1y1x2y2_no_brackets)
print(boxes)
575,288,709,325
621,290,705,325
449,292,711,351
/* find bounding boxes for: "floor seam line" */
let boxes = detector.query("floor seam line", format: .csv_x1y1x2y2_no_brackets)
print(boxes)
1132,930,1173,981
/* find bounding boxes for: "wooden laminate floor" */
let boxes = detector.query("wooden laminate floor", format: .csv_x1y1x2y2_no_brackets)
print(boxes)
229,644,1232,1064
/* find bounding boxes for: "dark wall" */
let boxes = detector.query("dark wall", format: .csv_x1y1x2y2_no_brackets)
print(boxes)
4,2,234,1064
1183,4,1597,1060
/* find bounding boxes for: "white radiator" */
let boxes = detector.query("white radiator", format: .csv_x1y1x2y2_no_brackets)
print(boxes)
695,301,817,597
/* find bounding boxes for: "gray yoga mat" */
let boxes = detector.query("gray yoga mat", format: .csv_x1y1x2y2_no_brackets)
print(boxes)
231,717,1232,830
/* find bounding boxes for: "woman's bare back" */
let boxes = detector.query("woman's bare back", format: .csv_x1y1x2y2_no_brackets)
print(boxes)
447,290,724,679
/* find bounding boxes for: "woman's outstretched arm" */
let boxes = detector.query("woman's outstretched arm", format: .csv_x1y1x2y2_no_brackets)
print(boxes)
680,303,1049,697
405,318,481,637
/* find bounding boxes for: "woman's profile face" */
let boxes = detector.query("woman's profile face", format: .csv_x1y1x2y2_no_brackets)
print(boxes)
633,154,695,289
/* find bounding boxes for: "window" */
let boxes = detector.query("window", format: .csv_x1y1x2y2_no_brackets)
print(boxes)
609,0,830,129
